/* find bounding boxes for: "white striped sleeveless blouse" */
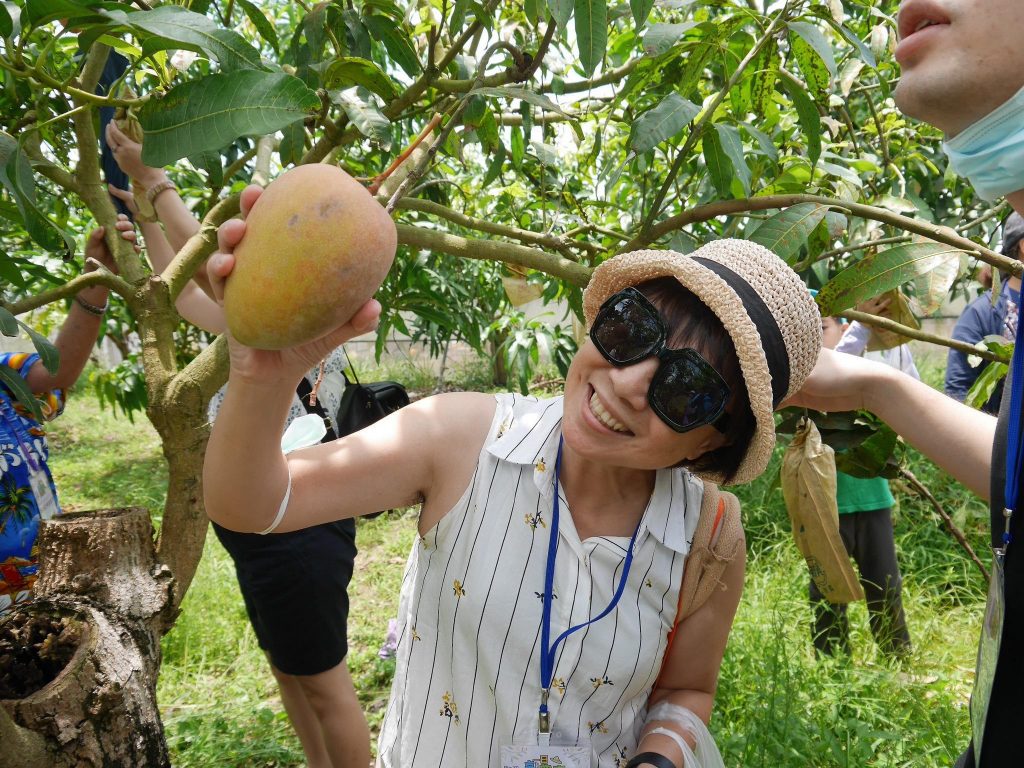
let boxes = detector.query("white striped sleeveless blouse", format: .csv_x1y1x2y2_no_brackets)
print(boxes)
377,393,704,767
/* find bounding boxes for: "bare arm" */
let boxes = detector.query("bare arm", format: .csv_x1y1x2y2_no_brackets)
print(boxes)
25,223,127,392
202,183,495,534
106,121,202,256
637,533,746,765
788,347,996,498
137,219,225,333
206,385,494,533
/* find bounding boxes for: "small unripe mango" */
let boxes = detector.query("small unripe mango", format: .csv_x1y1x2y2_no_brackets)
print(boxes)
224,165,397,349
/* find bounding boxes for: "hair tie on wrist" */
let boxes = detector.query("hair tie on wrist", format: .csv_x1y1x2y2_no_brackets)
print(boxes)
624,752,677,768
145,179,176,205
75,294,108,316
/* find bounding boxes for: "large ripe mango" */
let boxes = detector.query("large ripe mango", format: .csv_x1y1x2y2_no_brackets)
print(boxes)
224,165,397,349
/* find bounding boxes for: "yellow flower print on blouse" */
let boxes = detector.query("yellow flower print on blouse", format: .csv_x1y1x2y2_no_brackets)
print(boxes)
453,580,466,598
439,692,460,725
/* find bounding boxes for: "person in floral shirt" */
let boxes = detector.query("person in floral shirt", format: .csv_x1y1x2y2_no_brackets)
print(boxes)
0,218,130,615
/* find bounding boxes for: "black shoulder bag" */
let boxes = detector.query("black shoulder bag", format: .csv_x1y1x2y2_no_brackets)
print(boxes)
334,348,410,437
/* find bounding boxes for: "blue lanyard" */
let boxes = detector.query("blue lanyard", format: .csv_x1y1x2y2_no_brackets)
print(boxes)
538,437,642,739
0,397,42,473
1002,298,1024,552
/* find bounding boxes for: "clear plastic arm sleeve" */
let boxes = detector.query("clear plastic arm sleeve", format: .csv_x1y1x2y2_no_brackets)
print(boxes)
644,702,725,768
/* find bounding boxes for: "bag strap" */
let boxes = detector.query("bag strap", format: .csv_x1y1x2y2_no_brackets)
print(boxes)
295,375,338,442
341,345,361,386
655,479,742,687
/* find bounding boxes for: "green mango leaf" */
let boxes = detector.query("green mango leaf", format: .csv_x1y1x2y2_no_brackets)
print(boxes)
750,38,779,117
630,0,654,28
574,0,607,77
482,143,506,187
642,22,697,56
0,3,12,37
782,76,821,166
748,203,827,262
787,21,837,77
742,121,778,161
0,363,43,423
278,119,306,166
364,14,421,77
967,360,1009,410
834,424,900,479
510,124,524,169
236,0,278,53
713,123,750,196
472,86,574,119
325,57,399,101
0,132,76,258
23,0,106,29
702,128,733,198
629,93,700,154
187,149,224,188
816,243,966,316
451,0,470,32
331,89,392,146
678,34,720,96
789,29,831,97
128,6,265,73
139,72,320,166
835,22,876,68
17,319,58,374
0,306,17,336
549,0,573,33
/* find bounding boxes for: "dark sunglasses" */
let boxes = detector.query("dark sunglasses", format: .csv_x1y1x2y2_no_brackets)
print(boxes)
589,287,731,434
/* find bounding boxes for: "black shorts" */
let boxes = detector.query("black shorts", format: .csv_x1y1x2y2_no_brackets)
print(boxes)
212,518,357,676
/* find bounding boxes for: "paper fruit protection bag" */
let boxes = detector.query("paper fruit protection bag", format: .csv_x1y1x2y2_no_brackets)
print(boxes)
781,418,864,603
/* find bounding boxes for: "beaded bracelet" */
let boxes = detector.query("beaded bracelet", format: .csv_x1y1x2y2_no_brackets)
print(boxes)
145,179,176,205
624,752,677,768
75,294,108,316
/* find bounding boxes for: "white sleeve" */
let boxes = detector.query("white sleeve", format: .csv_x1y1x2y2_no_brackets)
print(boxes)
835,321,870,357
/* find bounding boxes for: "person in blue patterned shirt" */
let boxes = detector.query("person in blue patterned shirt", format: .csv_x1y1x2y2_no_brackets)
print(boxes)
0,218,131,615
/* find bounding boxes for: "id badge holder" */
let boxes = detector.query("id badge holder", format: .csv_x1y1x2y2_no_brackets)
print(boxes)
500,742,590,768
29,470,60,520
970,551,1006,763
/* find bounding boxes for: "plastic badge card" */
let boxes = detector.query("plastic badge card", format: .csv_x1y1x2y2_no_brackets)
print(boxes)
501,744,590,768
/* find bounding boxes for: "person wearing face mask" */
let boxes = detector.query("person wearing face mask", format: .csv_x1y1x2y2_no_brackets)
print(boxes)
790,2,1024,765
203,195,825,768
945,213,1024,414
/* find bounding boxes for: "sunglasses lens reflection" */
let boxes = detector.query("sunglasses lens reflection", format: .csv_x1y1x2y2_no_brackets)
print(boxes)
651,354,727,430
593,296,661,363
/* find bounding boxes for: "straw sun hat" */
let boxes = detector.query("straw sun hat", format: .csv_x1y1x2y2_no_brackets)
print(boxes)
583,239,822,486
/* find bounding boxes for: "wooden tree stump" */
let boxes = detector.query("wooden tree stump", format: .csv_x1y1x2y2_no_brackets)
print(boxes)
0,508,175,767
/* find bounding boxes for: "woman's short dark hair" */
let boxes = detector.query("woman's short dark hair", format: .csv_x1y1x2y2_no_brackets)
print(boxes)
636,277,756,483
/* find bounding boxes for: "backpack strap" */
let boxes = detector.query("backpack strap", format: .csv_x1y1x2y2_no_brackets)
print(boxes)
655,479,743,687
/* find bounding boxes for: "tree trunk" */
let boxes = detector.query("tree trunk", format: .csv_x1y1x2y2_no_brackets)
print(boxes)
0,508,173,767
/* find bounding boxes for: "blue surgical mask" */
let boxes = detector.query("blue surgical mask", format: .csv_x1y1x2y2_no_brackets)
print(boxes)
944,83,1024,201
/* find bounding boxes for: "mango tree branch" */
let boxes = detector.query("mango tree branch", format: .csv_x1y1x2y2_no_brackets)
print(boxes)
391,197,584,259
67,46,147,287
621,193,1021,275
164,194,241,301
397,222,592,287
2,271,133,316
640,5,791,236
844,309,1008,363
899,467,989,582
168,334,230,415
22,140,80,196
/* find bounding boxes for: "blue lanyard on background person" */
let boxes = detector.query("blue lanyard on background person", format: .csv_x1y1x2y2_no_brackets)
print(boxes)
1003,298,1024,556
0,397,43,474
538,436,642,744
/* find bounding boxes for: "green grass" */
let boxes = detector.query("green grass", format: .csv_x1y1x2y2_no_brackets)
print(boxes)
44,357,989,767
